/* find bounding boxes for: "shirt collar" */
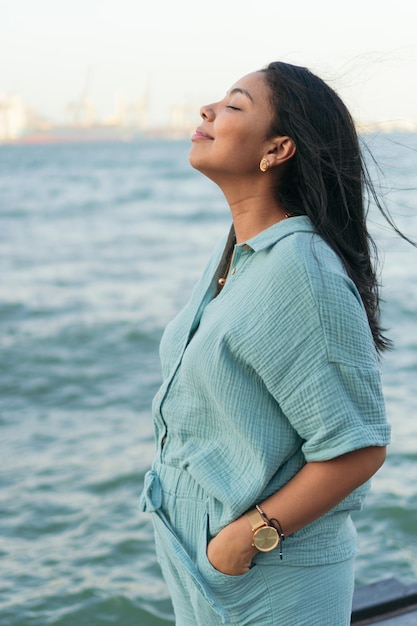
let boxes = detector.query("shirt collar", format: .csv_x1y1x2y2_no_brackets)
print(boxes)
238,215,314,252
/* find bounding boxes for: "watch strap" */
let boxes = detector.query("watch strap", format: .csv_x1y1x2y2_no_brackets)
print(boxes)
246,507,268,532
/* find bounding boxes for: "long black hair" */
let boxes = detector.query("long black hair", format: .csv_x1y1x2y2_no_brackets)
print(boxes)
262,61,410,354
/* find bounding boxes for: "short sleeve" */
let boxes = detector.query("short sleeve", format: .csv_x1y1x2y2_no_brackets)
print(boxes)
245,231,390,460
279,361,390,461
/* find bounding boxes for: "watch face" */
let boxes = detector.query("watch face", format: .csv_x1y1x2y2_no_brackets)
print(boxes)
253,526,279,552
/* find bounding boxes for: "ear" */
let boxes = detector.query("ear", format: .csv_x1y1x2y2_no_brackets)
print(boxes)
264,136,296,168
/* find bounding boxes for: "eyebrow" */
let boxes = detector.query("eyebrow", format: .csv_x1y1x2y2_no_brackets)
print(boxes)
227,87,254,103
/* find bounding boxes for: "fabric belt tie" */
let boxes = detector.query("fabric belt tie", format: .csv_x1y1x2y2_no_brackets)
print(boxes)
139,468,161,513
139,468,229,623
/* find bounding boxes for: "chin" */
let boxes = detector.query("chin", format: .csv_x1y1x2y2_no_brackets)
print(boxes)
188,147,224,184
189,147,205,173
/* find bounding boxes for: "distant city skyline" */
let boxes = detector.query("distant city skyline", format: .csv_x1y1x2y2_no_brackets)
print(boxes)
2,0,417,128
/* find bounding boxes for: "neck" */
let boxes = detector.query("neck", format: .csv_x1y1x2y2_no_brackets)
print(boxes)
222,184,290,243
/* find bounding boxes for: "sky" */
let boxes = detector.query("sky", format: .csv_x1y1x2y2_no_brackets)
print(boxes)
2,0,417,127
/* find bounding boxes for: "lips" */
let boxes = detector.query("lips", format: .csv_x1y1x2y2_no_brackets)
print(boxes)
191,127,213,141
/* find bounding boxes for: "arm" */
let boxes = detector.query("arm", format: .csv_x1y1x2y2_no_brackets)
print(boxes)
207,445,386,575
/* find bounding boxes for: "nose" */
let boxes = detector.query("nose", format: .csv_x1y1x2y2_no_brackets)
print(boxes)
200,103,215,121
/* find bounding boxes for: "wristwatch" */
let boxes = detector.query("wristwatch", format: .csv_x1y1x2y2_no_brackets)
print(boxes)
246,506,280,552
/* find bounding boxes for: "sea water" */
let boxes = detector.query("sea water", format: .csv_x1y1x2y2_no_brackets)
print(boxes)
1,135,416,625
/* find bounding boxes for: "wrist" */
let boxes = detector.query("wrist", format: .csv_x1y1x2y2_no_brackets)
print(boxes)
239,514,260,544
230,515,259,557
245,504,285,556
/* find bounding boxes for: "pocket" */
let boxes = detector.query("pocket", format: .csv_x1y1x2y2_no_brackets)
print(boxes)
202,545,260,583
199,512,260,583
152,505,230,623
198,512,273,623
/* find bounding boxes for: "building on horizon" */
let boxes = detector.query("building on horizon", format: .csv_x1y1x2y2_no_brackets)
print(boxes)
0,95,28,142
170,102,198,136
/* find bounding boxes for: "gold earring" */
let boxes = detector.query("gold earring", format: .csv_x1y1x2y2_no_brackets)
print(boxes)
260,158,269,172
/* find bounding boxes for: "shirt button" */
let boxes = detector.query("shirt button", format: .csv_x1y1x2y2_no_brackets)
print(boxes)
231,267,236,275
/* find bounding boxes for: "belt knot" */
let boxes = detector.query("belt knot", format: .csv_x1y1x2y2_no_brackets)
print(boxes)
139,469,162,512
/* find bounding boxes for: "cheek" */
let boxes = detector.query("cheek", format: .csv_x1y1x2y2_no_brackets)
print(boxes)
218,116,266,150
215,124,254,154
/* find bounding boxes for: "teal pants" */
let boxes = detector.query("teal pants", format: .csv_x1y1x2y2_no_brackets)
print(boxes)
140,463,354,625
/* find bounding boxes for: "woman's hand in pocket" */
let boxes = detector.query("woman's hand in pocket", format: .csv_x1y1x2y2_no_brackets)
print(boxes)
206,515,258,576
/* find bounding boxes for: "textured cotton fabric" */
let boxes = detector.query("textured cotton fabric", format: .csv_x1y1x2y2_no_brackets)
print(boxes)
141,462,355,625
144,215,390,566
140,215,390,624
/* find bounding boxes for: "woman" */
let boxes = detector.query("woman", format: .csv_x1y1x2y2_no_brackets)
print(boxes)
140,62,391,625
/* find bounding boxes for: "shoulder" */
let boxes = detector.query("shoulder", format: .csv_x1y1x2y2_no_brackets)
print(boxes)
263,229,377,368
256,226,349,308
267,226,361,308
271,228,349,285
250,217,350,295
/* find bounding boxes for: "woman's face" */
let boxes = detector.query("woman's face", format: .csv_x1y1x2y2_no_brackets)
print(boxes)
189,71,275,182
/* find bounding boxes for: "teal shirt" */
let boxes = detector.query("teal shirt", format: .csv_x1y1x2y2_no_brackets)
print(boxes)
150,216,390,565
